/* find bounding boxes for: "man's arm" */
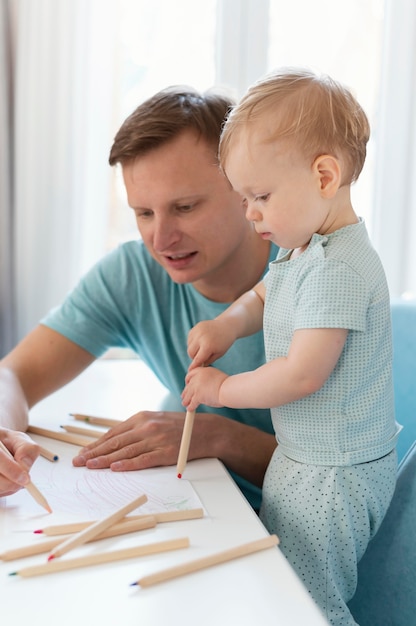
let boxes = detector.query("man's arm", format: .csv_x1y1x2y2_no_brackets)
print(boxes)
0,325,95,495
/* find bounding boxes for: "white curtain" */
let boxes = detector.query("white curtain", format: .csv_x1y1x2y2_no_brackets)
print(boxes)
0,0,15,355
372,0,416,298
1,0,118,353
216,0,269,98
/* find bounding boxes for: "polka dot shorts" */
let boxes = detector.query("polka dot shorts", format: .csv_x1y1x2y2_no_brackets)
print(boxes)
260,447,397,626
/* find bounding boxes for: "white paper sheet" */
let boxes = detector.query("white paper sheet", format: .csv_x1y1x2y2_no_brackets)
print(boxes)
0,442,204,527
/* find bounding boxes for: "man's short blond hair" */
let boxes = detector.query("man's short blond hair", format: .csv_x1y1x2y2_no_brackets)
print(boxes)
219,67,370,185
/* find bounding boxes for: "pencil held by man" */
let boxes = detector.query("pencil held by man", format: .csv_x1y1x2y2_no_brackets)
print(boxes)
0,439,52,513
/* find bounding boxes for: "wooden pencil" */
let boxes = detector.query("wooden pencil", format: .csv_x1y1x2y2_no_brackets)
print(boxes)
9,537,190,577
37,518,151,536
60,424,104,438
1,537,69,561
38,446,59,462
24,482,53,514
34,508,204,536
70,413,121,427
47,493,148,560
1,516,157,561
131,534,279,588
27,425,93,447
152,508,204,524
35,515,157,538
0,440,52,513
176,410,195,478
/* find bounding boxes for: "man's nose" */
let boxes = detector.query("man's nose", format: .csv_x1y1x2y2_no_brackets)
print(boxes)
152,215,180,251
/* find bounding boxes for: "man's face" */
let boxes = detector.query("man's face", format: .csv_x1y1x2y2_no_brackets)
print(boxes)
122,130,250,296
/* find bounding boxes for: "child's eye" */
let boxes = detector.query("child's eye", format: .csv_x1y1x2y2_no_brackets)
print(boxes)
255,193,270,202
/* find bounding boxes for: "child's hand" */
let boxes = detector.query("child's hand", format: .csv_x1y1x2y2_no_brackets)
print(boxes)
187,320,235,370
182,366,228,412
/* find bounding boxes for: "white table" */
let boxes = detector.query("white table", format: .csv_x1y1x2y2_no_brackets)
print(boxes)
0,359,328,625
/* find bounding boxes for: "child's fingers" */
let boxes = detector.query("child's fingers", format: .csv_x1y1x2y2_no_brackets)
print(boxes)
181,387,197,412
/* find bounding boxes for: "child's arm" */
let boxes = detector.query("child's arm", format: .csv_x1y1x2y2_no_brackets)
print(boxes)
188,282,265,369
183,327,348,411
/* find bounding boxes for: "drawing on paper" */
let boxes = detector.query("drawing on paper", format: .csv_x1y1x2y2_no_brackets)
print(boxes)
7,456,203,520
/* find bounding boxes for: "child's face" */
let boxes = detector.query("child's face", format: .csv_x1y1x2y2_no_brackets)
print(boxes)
224,129,332,251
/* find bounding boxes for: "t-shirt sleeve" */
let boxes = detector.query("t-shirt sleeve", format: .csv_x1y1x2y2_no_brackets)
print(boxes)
41,244,142,357
294,259,370,332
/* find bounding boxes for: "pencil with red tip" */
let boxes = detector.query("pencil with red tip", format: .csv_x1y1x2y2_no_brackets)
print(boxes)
176,410,195,478
1,517,157,561
46,493,147,561
33,508,204,536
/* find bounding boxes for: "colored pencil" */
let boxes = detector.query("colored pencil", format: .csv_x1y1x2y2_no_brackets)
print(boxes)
9,537,190,577
70,413,121,427
1,516,157,561
60,424,104,438
38,446,59,462
34,508,204,536
176,410,195,478
0,440,52,513
131,534,279,588
27,425,93,447
47,493,148,561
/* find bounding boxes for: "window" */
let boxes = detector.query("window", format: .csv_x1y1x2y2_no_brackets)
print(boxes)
267,0,384,233
108,0,384,249
107,0,218,249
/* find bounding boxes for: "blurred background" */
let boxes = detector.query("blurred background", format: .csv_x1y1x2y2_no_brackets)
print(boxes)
1,0,415,355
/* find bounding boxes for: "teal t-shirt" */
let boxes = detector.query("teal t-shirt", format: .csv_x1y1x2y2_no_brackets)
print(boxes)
42,239,278,509
264,220,400,465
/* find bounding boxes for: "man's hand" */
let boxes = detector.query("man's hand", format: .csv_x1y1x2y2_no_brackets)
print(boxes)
72,410,206,471
0,429,40,496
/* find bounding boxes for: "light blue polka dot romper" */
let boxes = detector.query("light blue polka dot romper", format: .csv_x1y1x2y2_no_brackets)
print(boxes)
260,220,401,626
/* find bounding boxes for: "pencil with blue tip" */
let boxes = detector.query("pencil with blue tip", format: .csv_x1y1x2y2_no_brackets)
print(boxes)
130,534,279,587
38,446,59,462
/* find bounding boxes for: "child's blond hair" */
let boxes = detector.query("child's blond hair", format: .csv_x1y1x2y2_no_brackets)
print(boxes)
219,67,370,185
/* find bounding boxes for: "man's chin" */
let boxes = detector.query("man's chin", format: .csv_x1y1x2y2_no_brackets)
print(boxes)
163,265,197,285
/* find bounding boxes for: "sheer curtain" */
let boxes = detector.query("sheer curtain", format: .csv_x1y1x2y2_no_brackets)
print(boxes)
372,0,416,298
0,0,118,354
0,0,15,355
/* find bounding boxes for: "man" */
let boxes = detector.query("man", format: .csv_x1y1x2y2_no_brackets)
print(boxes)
0,86,277,509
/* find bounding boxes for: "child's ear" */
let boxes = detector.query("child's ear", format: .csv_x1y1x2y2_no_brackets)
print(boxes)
312,154,341,198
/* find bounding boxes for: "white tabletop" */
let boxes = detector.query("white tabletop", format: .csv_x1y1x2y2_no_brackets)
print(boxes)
0,359,328,626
